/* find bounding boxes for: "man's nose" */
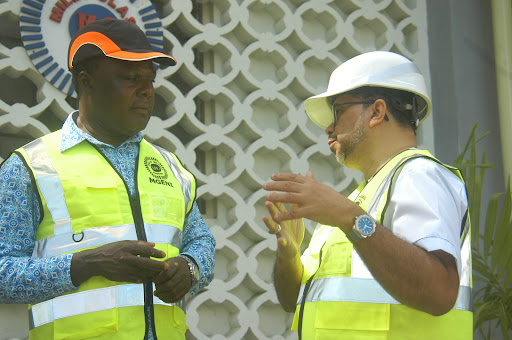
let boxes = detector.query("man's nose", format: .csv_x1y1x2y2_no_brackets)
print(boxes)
325,122,335,135
137,79,154,97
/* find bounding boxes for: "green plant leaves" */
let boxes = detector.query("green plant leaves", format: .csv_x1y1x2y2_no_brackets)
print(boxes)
493,183,512,279
484,192,501,258
454,123,511,339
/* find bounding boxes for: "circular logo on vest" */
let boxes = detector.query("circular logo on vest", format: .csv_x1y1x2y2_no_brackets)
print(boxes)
144,157,168,180
19,0,165,97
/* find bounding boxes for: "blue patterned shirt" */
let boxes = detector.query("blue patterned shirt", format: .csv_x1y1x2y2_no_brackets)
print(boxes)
0,111,215,305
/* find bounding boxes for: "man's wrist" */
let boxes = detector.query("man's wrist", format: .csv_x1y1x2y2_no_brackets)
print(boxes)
178,254,199,286
338,205,367,234
70,251,93,286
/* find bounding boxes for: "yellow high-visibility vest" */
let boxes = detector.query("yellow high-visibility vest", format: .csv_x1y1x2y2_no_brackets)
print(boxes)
293,149,472,340
16,130,196,340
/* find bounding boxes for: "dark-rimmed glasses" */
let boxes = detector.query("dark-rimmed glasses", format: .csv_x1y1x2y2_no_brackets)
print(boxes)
332,101,374,125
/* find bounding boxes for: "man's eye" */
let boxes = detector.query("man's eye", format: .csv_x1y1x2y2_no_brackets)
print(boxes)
124,77,155,83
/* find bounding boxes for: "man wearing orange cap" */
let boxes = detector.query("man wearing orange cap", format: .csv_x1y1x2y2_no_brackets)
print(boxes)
262,51,472,339
0,19,215,340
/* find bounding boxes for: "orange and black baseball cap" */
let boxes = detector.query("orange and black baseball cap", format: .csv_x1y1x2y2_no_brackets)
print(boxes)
68,18,176,70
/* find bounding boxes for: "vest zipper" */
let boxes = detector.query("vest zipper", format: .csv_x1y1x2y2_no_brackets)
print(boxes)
129,195,156,340
132,156,157,340
129,195,148,241
89,143,157,340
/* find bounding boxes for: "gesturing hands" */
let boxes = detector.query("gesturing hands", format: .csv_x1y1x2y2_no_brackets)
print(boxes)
263,171,364,234
262,201,304,260
71,240,168,286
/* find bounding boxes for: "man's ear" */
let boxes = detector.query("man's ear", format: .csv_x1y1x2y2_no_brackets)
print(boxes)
368,99,388,128
77,71,94,95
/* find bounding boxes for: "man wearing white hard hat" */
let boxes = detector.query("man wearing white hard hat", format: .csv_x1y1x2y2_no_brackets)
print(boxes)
262,51,472,339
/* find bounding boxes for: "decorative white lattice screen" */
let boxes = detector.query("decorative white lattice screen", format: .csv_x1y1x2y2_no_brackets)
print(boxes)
0,0,431,339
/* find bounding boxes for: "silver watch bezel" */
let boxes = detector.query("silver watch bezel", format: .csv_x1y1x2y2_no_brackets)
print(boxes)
346,214,376,243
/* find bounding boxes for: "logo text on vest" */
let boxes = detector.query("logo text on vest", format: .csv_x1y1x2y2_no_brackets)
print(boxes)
144,157,173,187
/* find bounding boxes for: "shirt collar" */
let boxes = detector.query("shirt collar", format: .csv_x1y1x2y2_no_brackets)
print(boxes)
60,111,143,152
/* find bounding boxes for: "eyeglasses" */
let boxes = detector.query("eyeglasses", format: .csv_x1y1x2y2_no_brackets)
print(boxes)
332,101,374,125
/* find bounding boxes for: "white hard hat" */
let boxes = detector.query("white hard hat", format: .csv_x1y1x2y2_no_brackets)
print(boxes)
305,51,432,129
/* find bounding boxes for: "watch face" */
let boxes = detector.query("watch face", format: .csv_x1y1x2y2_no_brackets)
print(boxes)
357,216,375,235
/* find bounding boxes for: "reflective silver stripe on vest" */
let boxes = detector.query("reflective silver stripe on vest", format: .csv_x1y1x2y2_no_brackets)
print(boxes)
32,223,183,258
29,284,184,329
297,277,472,311
22,136,73,236
147,223,183,250
153,144,192,211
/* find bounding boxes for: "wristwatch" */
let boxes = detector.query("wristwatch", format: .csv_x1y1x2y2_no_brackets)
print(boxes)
178,255,199,286
346,214,376,243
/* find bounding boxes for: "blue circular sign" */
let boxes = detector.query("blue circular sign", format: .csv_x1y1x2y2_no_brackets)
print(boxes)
68,5,117,38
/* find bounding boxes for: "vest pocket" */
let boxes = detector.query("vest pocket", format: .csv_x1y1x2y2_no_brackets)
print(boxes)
75,175,122,224
316,241,352,277
53,308,118,340
145,193,184,225
153,304,188,339
315,301,390,338
80,174,117,189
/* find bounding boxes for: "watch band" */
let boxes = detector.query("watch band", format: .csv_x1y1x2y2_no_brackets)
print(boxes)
178,255,199,286
346,229,363,243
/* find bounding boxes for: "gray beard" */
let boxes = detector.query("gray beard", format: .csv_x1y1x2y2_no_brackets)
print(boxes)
336,153,346,166
334,119,367,167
